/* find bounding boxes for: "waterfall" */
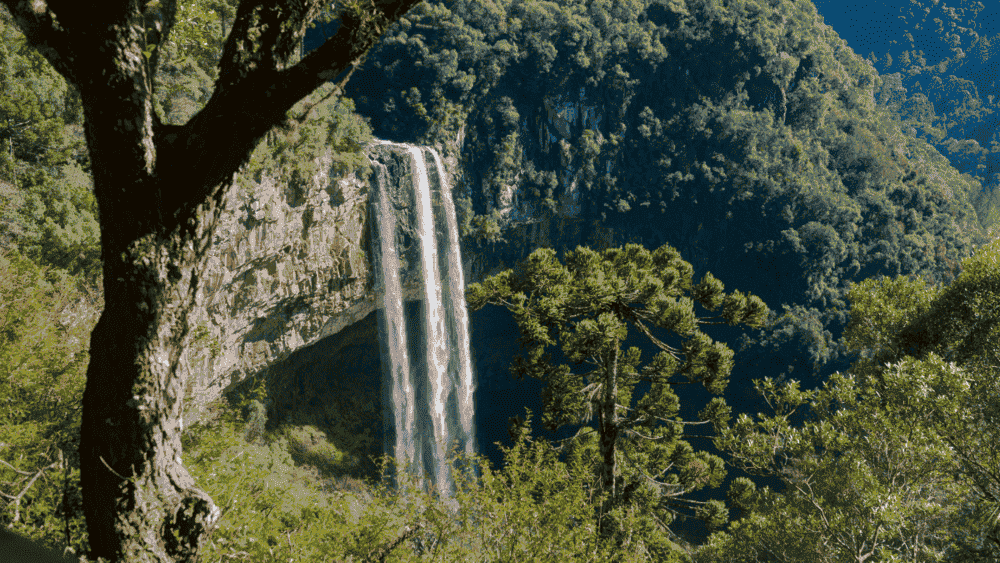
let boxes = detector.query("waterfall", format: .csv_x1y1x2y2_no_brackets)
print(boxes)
369,151,417,481
369,140,477,499
432,149,476,467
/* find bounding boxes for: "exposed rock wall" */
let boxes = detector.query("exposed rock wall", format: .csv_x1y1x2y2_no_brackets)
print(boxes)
178,142,480,432
179,153,376,427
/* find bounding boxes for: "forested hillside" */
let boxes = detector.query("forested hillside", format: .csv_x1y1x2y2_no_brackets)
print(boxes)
343,0,997,386
814,0,1000,235
1,0,999,561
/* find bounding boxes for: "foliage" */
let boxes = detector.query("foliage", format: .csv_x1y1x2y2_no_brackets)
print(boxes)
0,247,686,562
344,0,520,143
0,12,99,287
351,0,993,385
698,239,1000,561
702,370,973,562
859,0,1000,228
179,392,670,562
872,237,1000,368
0,13,81,177
467,242,769,545
457,409,697,562
0,247,98,558
153,0,238,125
844,238,1000,556
238,82,374,197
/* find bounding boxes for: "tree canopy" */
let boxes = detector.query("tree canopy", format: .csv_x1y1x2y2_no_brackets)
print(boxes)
467,242,769,551
699,238,1000,561
346,0,996,390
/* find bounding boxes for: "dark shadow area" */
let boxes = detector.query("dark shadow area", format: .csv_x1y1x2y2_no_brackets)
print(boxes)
226,310,384,485
0,528,75,563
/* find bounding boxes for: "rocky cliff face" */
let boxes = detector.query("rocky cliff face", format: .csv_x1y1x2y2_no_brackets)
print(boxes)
179,152,376,427
170,88,610,409
439,91,604,288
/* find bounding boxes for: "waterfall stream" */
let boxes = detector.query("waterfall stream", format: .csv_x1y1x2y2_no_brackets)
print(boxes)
369,140,476,498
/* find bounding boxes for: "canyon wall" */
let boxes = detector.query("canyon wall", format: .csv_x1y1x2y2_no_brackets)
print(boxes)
178,152,376,428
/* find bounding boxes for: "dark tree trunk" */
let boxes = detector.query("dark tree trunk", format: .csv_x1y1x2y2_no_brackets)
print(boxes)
2,1,422,560
81,214,224,561
778,85,787,125
597,344,620,539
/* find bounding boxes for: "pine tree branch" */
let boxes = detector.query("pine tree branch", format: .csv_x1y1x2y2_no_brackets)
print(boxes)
0,458,60,524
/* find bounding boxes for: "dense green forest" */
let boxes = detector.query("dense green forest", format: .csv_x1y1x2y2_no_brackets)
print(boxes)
344,0,1000,383
2,0,999,561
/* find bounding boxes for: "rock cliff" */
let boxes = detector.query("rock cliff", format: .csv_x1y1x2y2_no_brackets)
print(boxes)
179,152,376,428
176,141,491,479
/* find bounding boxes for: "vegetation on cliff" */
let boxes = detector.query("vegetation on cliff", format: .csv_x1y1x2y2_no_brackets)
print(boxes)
346,0,999,387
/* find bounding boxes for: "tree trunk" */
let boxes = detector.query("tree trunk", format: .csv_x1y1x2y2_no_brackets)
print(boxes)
2,1,423,560
65,6,239,554
778,85,787,125
79,179,230,561
597,343,620,539
81,237,222,562
73,47,238,555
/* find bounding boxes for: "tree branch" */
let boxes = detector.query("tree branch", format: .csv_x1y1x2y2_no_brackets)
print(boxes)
631,316,681,355
618,444,688,498
543,425,596,453
0,458,36,477
287,61,360,127
0,0,82,84
618,403,709,428
364,522,425,563
140,0,179,84
623,427,669,441
155,0,423,232
0,458,60,525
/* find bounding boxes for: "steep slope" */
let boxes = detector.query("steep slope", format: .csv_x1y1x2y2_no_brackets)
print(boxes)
344,0,992,388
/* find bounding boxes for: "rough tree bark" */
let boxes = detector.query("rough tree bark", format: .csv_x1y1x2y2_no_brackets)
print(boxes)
597,342,620,539
0,1,421,561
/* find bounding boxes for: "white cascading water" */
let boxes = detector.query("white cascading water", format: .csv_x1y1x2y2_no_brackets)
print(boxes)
432,149,476,467
369,140,476,499
410,143,453,496
369,147,417,481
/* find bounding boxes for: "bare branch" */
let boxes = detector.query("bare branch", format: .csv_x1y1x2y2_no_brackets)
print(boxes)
140,0,179,83
623,427,670,441
0,458,35,477
631,316,681,356
619,444,689,497
0,459,59,525
543,425,597,453
618,403,709,428
288,61,360,127
364,522,425,563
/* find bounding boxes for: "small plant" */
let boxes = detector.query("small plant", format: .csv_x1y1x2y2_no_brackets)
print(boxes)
188,324,220,360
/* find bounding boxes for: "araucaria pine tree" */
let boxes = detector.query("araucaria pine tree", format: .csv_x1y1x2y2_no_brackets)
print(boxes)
466,243,769,545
